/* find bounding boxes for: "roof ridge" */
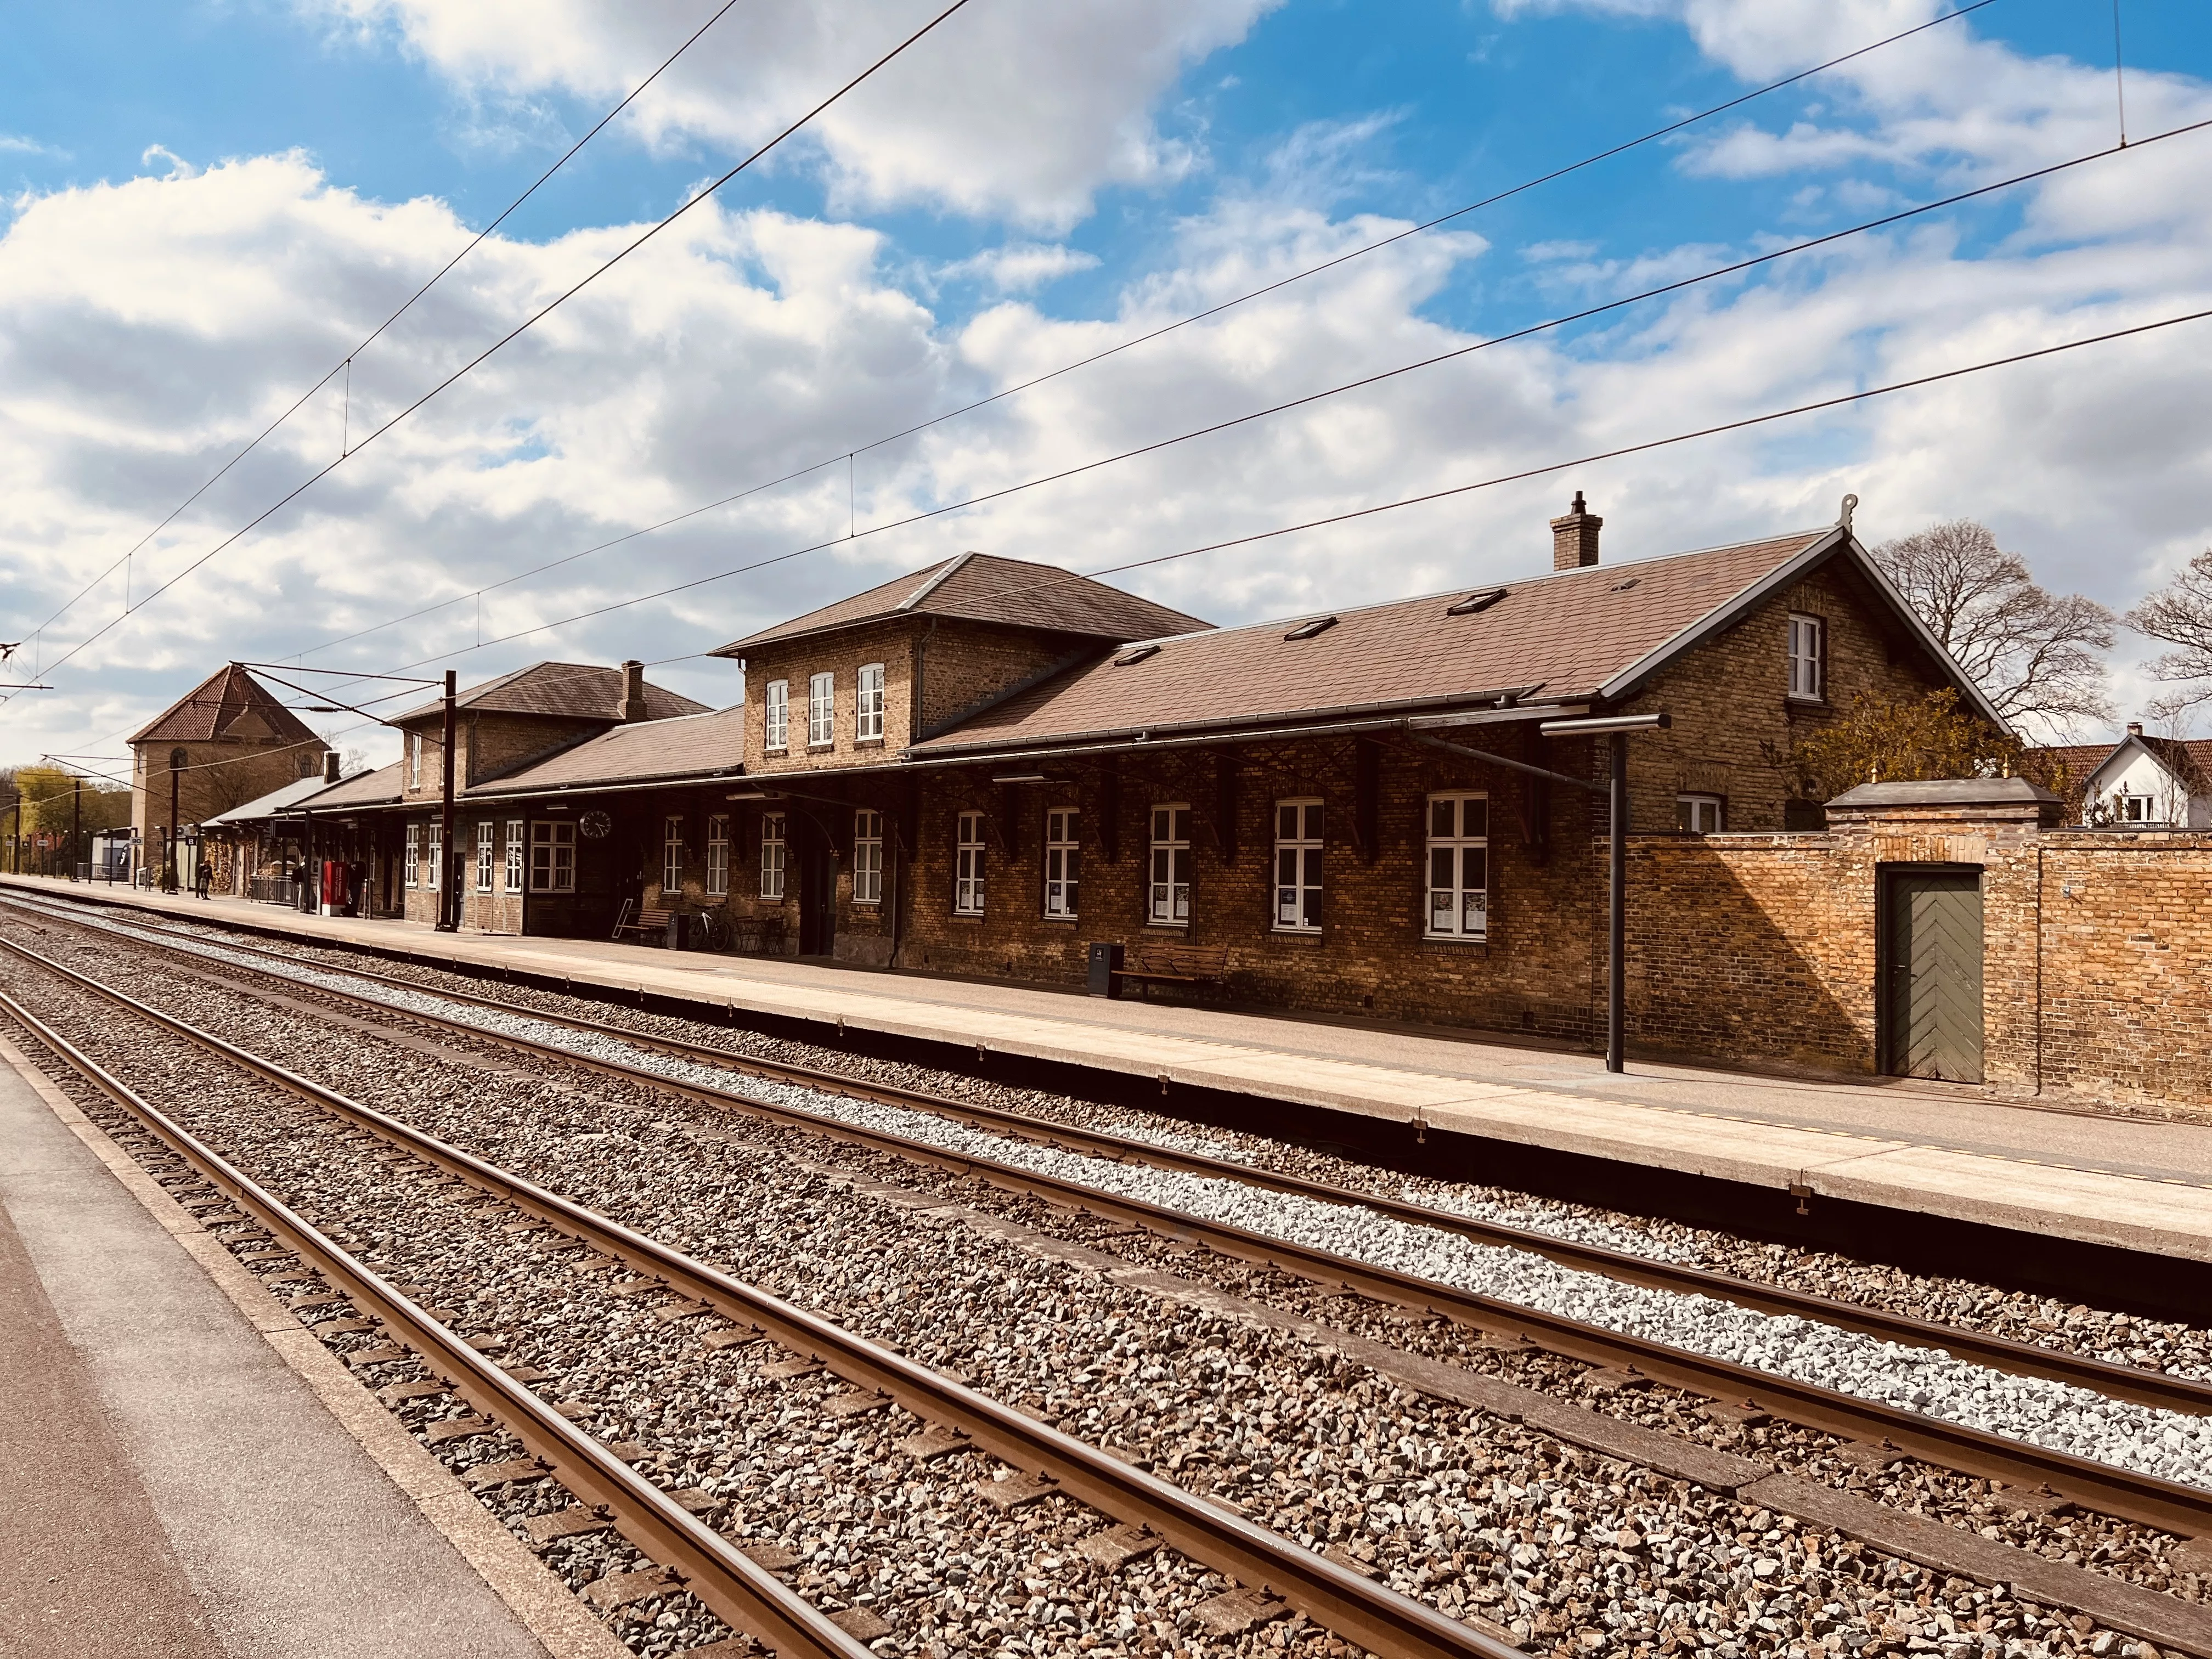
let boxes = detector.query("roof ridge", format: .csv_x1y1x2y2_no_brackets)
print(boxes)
896,551,974,612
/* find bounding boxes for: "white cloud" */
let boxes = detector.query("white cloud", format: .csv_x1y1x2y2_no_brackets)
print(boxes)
301,0,1280,229
939,242,1101,294
6,4,2212,764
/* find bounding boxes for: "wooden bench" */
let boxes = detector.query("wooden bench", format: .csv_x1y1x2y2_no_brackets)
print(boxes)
611,901,675,944
1113,940,1232,998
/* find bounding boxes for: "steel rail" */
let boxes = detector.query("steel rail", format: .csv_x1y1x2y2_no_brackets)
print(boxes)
25,890,2210,1422
8,923,2212,1542
0,983,876,1659
0,933,1520,1659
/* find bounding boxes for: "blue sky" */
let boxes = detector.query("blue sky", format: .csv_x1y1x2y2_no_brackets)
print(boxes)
3,0,2210,769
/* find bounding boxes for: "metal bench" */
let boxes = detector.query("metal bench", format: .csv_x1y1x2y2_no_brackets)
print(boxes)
1113,940,1232,998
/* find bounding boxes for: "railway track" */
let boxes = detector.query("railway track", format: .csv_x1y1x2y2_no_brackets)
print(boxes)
14,894,2200,1411
0,934,1512,1659
7,899,2212,1657
8,898,2210,1537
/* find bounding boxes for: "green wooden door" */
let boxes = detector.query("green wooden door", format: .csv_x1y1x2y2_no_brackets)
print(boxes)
1884,868,1984,1084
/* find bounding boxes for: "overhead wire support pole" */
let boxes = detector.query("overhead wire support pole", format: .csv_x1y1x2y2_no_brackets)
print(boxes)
437,668,458,933
1412,712,1671,1075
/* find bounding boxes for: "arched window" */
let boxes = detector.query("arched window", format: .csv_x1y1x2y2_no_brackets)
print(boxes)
169,748,188,772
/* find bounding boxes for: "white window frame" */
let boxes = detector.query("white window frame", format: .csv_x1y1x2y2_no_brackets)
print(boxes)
1043,806,1079,919
1273,799,1323,933
760,813,787,901
409,732,422,789
706,815,730,897
808,672,835,747
1424,793,1489,941
529,821,575,893
404,824,420,888
504,819,524,893
476,821,495,892
1148,803,1192,927
662,815,685,898
856,663,885,742
763,680,789,751
1676,794,1724,835
2121,793,2151,823
853,809,883,905
954,811,986,916
1787,613,1825,701
426,822,442,893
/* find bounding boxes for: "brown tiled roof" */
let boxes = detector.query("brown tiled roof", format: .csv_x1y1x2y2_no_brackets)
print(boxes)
713,552,1212,654
911,530,1838,754
303,760,406,811
394,662,709,726
128,664,321,747
466,706,746,797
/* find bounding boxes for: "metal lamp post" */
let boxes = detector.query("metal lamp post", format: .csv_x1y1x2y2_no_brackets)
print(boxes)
1410,710,1670,1074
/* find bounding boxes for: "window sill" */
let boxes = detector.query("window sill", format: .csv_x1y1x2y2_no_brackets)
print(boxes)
1422,933,1490,946
1040,913,1079,925
950,911,985,923
854,737,885,749
1785,695,1829,708
1144,920,1190,930
763,747,788,757
807,743,835,752
1270,927,1323,940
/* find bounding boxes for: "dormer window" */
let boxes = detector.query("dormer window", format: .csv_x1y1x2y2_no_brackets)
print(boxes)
1283,616,1338,641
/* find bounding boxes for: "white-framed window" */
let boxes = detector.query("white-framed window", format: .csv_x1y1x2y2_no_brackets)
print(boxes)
1274,799,1323,932
476,821,495,892
1787,613,1825,701
662,815,685,898
1148,803,1192,926
856,663,885,741
404,824,420,888
853,809,883,905
505,819,523,893
760,812,787,901
706,815,730,897
1676,794,1724,834
808,672,835,747
1043,806,1079,919
954,811,986,916
426,823,442,892
409,732,422,789
763,680,789,751
2121,793,2151,823
1425,794,1488,940
529,821,575,893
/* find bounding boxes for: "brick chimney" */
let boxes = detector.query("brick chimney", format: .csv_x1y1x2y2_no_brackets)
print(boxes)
1550,490,1601,571
617,659,647,723
323,752,340,785
2127,721,2143,738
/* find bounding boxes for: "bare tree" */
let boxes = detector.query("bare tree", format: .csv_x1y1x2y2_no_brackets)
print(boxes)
1870,518,2114,738
2125,547,2212,721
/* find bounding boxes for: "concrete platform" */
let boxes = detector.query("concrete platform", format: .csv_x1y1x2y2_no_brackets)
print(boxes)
0,1022,622,1659
10,875,2212,1269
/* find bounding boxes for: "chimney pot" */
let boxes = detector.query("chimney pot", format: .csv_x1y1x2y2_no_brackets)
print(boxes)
617,659,647,723
1550,491,1602,571
2128,721,2144,738
324,752,340,785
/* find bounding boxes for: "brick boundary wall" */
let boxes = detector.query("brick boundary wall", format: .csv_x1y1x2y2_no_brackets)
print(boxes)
1622,809,2212,1113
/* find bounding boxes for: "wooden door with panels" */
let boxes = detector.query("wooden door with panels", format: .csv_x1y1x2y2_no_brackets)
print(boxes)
1879,865,1985,1085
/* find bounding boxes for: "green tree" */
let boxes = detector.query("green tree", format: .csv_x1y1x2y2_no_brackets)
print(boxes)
1767,687,2062,805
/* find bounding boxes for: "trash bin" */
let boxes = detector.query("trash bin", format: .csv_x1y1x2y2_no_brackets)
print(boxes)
1086,941,1124,998
666,911,689,951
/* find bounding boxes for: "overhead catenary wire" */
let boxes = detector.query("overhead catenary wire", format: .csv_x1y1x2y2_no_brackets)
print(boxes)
13,0,752,666
267,0,2004,675
8,0,978,706
301,114,2212,682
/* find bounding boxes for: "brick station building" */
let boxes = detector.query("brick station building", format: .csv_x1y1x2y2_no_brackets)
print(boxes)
282,496,1994,1048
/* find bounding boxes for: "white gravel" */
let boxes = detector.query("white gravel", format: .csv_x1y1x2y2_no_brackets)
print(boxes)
18,896,2212,1498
